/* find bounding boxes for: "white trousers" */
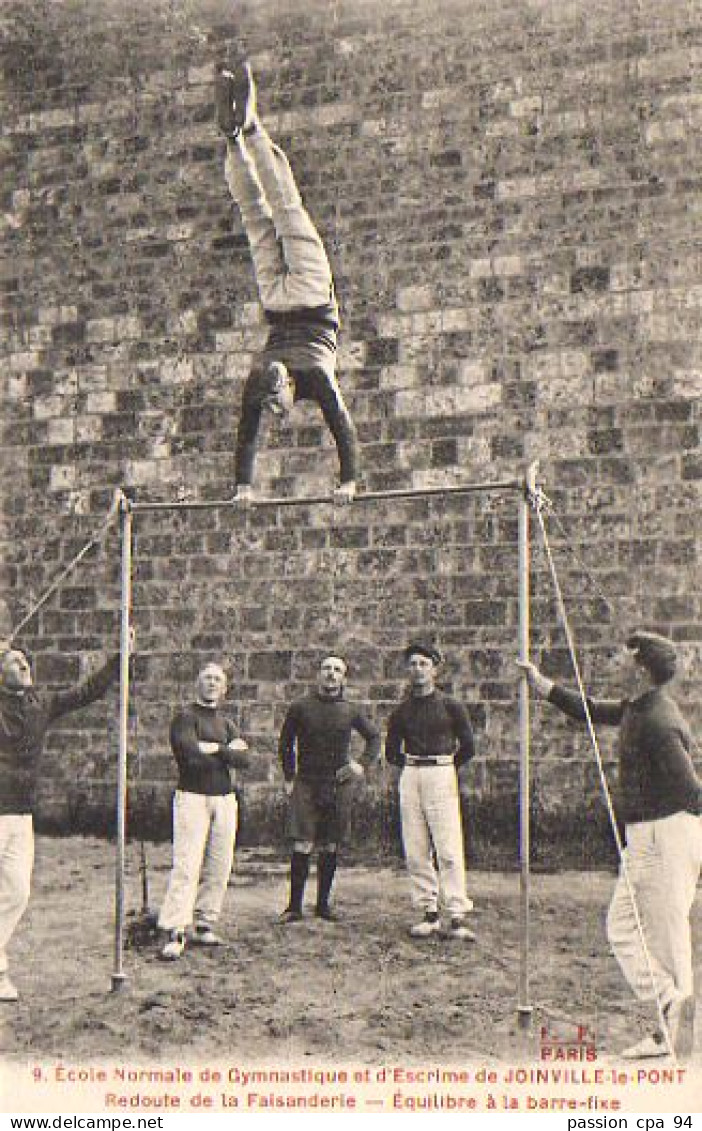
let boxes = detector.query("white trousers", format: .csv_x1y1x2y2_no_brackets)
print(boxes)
0,814,34,975
158,792,238,933
399,765,471,917
606,812,702,1008
225,126,333,312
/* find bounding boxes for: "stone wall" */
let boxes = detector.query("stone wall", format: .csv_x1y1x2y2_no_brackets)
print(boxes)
1,0,700,859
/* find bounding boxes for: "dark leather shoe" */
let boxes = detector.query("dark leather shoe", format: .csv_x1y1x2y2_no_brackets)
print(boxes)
315,905,339,922
215,62,255,137
278,907,303,924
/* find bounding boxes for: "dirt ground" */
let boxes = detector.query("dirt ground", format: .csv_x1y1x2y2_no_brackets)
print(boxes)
0,836,700,1067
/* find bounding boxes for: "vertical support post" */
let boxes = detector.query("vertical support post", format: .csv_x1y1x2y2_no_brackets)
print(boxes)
112,493,133,992
517,463,536,1029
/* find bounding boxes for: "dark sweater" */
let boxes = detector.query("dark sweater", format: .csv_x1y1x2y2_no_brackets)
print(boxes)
264,298,339,365
549,683,701,824
0,654,120,816
279,691,380,783
385,690,475,769
235,364,359,488
169,702,249,796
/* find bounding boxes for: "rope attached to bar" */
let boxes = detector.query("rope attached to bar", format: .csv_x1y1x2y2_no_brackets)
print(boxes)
8,490,124,645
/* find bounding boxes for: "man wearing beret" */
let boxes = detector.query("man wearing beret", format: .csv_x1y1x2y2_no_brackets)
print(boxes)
278,654,380,922
385,641,476,941
519,630,702,1059
0,643,120,1001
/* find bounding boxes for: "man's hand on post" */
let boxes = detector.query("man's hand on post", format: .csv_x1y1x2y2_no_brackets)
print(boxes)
516,660,554,699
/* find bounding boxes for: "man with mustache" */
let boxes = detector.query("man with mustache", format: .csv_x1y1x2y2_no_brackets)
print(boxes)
278,654,380,922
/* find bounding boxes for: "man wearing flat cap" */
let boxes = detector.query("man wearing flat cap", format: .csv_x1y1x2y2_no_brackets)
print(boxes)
385,641,476,941
519,630,701,1059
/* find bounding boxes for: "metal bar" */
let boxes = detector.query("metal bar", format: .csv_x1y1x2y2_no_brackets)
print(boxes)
112,497,133,992
517,463,536,1029
130,479,522,514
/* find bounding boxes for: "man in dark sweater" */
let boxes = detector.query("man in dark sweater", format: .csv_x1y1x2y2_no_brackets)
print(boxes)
215,62,360,503
278,654,380,922
0,644,120,1001
519,630,701,1059
158,663,250,960
385,642,476,941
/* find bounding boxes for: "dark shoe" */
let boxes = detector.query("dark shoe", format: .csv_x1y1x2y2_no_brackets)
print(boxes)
215,66,238,137
279,907,303,924
315,904,339,922
215,62,255,137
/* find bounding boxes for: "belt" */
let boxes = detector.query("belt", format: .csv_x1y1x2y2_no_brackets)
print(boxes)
405,754,455,767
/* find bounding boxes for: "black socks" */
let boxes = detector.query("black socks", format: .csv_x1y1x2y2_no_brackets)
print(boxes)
288,850,338,914
288,851,310,912
316,851,338,911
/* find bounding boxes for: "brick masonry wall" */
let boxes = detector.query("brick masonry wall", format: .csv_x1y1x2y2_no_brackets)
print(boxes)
1,0,700,858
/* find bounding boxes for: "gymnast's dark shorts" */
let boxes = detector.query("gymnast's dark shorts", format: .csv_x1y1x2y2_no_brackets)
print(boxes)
286,778,344,845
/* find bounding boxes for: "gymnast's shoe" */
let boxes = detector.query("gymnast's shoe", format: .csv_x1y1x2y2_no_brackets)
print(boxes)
621,994,697,1060
620,1031,668,1060
0,974,18,1002
215,61,256,137
409,911,441,938
160,930,186,960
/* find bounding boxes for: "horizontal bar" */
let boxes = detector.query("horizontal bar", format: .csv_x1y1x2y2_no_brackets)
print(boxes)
130,479,523,514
